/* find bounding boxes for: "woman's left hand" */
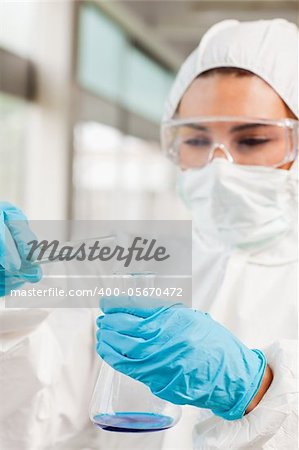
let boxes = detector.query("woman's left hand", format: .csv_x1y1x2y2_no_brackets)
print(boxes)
96,295,267,421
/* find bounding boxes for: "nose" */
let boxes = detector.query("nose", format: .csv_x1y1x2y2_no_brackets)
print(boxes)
208,144,234,163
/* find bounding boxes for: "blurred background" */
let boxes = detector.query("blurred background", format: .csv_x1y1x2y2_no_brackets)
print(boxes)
0,0,298,221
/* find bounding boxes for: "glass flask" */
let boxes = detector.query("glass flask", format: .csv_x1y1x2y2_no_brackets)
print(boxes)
89,272,182,433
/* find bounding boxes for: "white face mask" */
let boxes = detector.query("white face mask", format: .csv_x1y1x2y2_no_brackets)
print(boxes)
178,159,297,248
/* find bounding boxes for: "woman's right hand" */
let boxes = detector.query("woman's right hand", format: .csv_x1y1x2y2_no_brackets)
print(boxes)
0,202,42,297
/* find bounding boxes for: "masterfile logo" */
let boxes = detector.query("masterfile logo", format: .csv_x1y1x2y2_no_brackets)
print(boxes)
27,237,170,267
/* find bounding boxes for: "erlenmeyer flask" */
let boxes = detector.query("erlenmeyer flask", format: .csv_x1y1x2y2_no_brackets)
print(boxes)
89,272,182,433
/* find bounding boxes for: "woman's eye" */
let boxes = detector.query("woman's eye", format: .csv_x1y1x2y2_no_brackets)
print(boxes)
184,137,211,147
238,137,271,147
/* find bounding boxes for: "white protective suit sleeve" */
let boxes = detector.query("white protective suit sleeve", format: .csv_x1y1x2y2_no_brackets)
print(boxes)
0,307,166,450
193,340,298,450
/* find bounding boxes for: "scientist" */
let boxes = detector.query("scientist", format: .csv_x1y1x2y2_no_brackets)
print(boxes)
97,19,298,449
0,18,298,450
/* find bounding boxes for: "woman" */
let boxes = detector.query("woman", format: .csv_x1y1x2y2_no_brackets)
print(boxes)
97,19,298,449
1,18,297,450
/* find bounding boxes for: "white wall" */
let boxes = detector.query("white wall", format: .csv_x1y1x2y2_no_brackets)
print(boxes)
0,1,190,221
0,1,74,219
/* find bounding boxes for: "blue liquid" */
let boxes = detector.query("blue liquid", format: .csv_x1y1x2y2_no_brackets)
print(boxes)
93,412,174,433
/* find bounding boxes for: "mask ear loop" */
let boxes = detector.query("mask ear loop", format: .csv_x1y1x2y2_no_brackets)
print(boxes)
207,143,235,164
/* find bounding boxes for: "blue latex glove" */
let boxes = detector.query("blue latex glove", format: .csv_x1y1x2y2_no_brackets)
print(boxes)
0,202,42,297
97,296,267,421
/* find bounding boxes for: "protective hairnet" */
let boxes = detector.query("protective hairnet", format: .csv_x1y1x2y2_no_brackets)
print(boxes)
163,19,299,120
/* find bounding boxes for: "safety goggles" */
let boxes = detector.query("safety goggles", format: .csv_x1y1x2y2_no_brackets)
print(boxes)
161,116,298,169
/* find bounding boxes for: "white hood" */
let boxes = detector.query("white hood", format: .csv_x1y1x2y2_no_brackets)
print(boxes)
163,19,299,121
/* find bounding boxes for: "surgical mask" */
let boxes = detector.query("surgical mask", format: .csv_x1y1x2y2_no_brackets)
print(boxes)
178,158,297,248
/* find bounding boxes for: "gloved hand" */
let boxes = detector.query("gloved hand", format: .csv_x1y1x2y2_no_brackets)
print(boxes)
0,202,42,297
97,296,267,421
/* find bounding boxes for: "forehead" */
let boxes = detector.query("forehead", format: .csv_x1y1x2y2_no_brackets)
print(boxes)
178,75,291,120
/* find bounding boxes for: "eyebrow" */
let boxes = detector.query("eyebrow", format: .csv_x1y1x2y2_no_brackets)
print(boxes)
185,124,209,132
230,123,270,133
184,123,270,133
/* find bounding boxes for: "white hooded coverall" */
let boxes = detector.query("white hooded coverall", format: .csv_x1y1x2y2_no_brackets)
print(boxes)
162,18,298,450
